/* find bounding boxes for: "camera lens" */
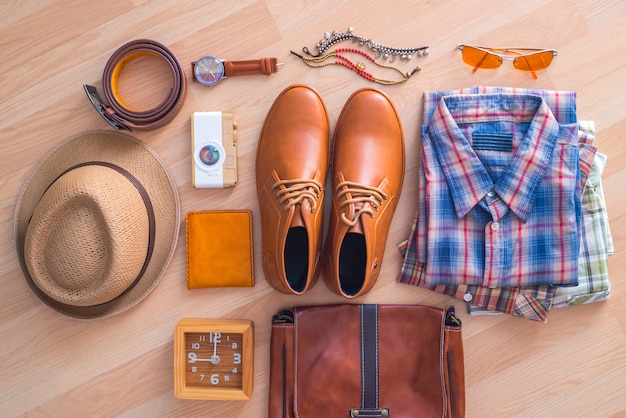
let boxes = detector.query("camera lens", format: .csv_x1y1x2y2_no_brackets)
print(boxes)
199,144,220,166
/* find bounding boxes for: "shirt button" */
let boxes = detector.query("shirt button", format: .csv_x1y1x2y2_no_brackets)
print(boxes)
463,293,473,302
491,222,500,231
487,190,495,197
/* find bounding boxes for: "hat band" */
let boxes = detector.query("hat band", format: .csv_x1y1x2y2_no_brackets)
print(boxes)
44,161,156,306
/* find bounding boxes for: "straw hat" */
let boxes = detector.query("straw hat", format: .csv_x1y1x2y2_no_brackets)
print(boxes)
15,130,180,319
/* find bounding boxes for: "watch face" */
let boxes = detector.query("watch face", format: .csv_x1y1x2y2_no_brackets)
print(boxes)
185,332,243,389
194,56,224,86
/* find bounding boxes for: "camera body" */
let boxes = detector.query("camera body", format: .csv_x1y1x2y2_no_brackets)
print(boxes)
191,111,238,188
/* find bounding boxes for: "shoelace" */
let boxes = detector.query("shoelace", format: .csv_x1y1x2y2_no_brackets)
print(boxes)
272,179,323,213
336,181,388,226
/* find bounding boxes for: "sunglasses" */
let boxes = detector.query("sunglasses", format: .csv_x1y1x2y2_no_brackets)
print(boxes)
456,45,558,79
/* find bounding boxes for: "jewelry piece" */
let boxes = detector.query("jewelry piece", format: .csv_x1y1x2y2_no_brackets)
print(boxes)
302,27,429,62
291,48,421,85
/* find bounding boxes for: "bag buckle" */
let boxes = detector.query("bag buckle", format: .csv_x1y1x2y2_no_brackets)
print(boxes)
350,408,390,417
272,308,294,324
445,305,462,327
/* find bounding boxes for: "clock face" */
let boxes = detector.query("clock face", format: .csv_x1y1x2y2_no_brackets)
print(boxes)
185,331,243,389
194,56,224,86
174,318,253,400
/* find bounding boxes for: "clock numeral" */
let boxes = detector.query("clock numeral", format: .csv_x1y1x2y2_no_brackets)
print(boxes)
210,374,219,385
233,353,241,365
191,366,197,373
209,332,221,343
191,343,200,349
200,374,205,380
231,342,238,349
199,335,206,342
188,352,197,363
232,367,238,374
224,375,230,382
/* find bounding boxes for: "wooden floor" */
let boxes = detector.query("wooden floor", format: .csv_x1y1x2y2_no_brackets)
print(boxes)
1,1,625,417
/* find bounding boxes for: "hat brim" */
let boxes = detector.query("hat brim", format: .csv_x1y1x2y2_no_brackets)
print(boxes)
15,130,180,319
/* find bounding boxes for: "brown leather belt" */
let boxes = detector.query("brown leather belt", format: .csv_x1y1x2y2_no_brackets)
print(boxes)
84,39,186,131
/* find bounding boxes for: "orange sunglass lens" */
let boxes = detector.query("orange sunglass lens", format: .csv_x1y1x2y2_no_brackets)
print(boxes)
461,46,503,69
513,51,554,71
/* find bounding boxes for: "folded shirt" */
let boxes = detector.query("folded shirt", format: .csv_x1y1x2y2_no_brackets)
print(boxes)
398,86,609,322
464,148,613,316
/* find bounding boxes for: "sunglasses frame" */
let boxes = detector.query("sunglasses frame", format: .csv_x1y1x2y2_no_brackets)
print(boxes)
456,44,558,79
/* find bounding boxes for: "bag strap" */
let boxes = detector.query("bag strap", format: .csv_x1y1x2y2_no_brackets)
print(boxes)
361,304,379,409
350,305,390,418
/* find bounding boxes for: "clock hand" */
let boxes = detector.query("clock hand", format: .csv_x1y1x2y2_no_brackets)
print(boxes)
192,355,221,363
210,339,220,364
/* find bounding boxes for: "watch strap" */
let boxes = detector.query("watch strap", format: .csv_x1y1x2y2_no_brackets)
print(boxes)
223,58,280,77
84,39,186,131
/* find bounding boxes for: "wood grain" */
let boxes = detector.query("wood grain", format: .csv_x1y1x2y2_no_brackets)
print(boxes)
1,1,625,416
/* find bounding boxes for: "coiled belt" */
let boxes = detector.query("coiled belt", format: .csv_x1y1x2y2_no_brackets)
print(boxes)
84,39,186,131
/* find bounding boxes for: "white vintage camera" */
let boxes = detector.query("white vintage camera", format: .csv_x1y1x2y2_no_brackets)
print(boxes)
191,111,238,188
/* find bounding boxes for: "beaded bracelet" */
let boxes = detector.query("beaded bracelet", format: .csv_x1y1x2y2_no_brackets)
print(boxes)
291,47,421,85
302,27,429,62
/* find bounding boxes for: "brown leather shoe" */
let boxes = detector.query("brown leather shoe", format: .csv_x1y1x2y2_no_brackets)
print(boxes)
256,84,329,294
323,88,405,298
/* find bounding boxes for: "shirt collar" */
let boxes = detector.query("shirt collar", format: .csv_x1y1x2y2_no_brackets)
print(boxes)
427,93,562,222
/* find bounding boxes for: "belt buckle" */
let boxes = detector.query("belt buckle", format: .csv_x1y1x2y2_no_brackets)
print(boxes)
83,85,129,130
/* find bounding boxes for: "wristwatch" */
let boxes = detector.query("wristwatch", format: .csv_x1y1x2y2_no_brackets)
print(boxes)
191,56,281,86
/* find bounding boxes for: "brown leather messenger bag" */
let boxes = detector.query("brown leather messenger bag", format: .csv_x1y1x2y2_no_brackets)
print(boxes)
269,304,465,418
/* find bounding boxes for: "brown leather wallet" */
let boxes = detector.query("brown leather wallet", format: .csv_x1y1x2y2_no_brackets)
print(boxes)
84,39,186,131
185,210,254,288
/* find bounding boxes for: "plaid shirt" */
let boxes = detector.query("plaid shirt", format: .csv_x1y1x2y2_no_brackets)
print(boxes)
465,150,612,314
398,87,600,321
422,93,583,287
553,141,613,307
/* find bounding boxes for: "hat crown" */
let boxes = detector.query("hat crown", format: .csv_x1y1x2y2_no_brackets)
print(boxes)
24,165,150,306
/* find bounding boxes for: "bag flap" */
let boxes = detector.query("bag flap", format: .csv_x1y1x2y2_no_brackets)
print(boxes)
293,304,449,417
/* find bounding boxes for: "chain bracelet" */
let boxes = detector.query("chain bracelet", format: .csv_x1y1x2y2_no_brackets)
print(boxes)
302,27,429,62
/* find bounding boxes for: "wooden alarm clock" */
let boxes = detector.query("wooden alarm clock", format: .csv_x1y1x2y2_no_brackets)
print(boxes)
174,318,253,400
